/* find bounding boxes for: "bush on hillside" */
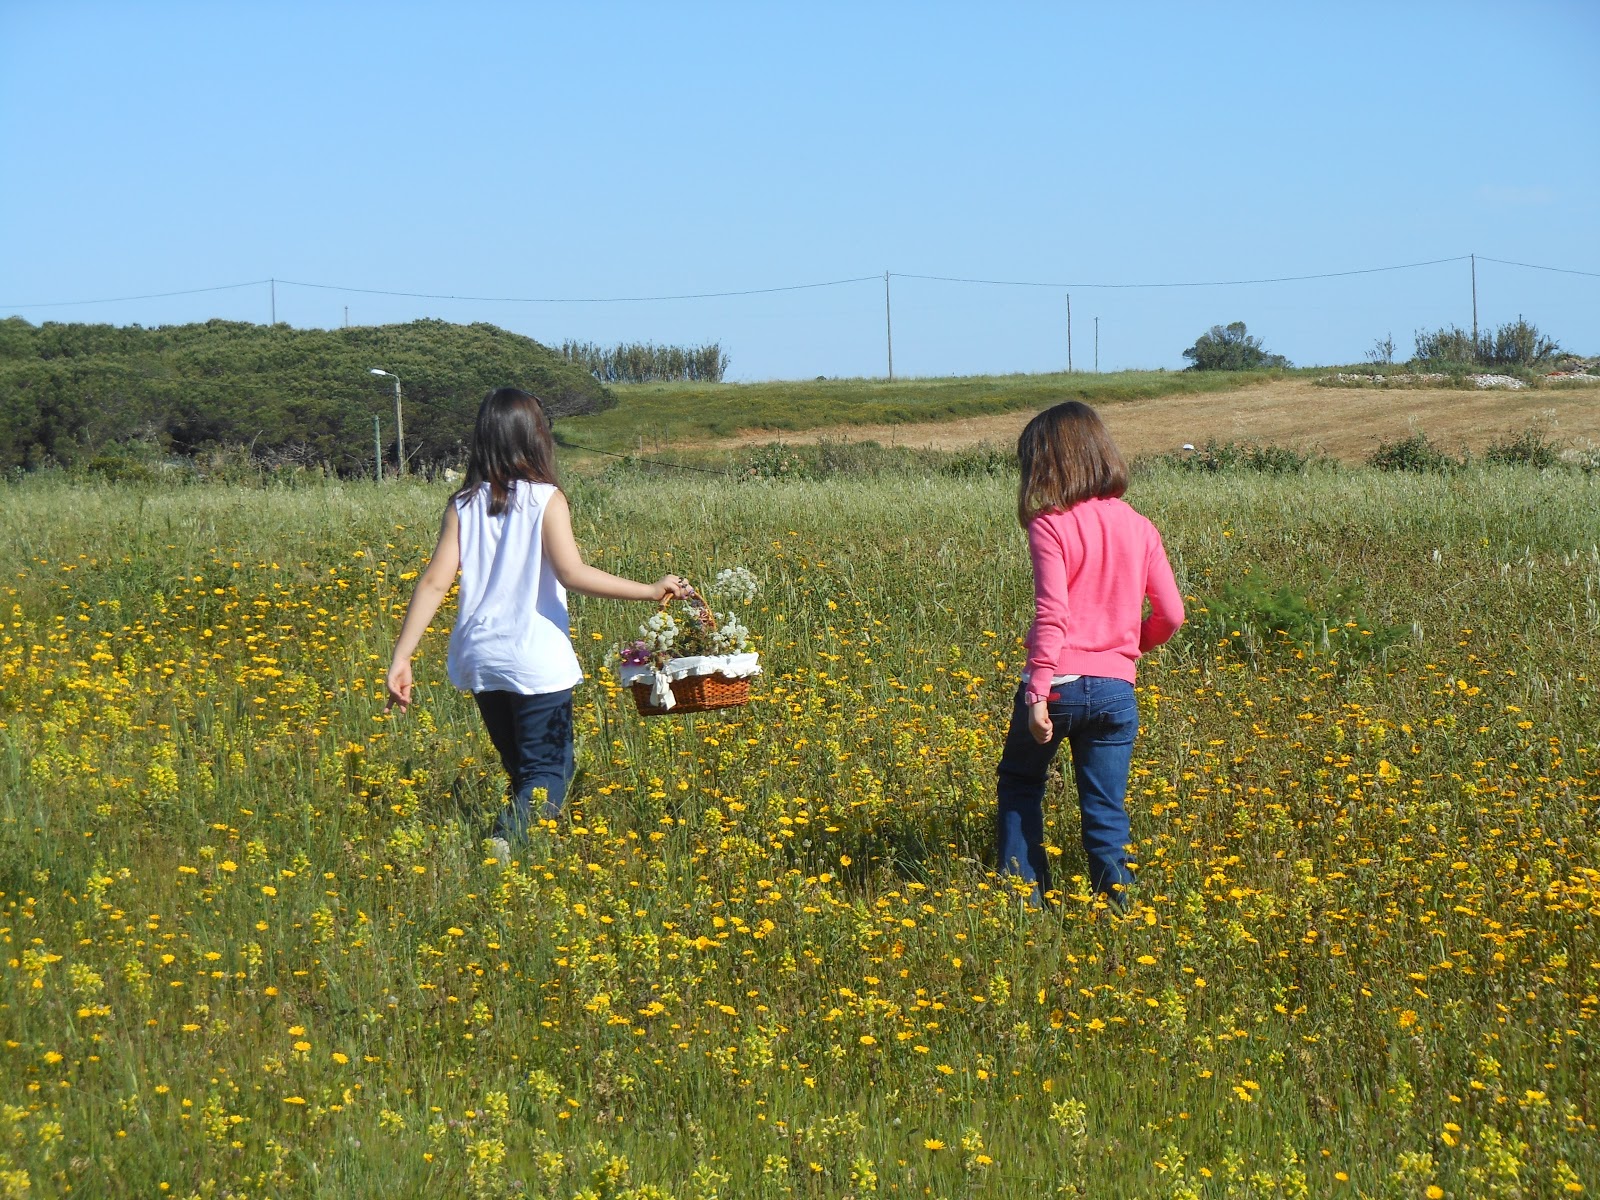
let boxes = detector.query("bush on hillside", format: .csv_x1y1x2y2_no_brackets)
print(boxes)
1181,322,1290,371
1367,431,1466,473
1484,426,1560,468
0,317,613,473
1411,325,1478,366
1413,317,1560,369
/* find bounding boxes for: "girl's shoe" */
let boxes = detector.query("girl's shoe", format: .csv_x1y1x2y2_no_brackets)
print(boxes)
486,837,511,868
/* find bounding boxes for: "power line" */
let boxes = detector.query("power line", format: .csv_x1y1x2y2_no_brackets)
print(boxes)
0,279,272,308
3,254,1596,311
891,255,1474,290
0,275,878,311
1477,256,1600,280
273,274,882,304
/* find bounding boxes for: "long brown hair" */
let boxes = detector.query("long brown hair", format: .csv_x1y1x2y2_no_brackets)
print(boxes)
453,387,559,516
1016,400,1128,526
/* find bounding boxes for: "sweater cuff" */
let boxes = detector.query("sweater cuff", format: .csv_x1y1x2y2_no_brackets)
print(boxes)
1027,669,1055,699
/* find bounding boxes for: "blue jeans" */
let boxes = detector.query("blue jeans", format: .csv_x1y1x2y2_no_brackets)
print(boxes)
995,677,1138,904
474,688,575,840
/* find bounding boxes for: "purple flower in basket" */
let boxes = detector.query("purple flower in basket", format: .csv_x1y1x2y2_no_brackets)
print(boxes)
619,640,653,666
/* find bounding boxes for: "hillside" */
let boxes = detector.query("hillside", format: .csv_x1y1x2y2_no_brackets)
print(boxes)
0,317,613,472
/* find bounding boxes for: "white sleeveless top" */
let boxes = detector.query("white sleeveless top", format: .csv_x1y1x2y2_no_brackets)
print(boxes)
446,480,584,695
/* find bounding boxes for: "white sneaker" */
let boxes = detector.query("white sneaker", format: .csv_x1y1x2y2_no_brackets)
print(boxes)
486,837,511,867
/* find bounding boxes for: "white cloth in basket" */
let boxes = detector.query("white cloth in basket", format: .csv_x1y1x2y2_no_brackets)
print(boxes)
618,653,762,711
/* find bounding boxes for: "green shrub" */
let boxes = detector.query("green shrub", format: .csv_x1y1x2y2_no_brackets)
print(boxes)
1485,317,1560,367
935,445,1014,478
1367,431,1465,473
76,438,183,484
1413,317,1560,369
1146,439,1331,474
1411,325,1479,367
83,454,160,484
1484,426,1560,468
740,444,819,481
1181,322,1290,371
737,440,1016,482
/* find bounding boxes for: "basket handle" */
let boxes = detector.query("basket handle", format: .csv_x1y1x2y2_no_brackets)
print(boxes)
661,584,717,633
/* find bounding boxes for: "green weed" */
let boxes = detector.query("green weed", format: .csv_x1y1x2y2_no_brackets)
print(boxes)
1367,431,1467,473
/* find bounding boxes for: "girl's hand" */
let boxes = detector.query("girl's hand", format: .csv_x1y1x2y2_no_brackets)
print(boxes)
385,661,413,715
1028,701,1053,745
652,574,692,601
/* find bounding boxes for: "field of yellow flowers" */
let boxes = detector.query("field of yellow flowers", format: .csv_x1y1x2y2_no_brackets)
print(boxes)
2,465,1597,1198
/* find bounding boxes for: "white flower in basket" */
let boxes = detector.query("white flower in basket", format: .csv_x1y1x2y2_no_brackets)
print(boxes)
616,570,762,714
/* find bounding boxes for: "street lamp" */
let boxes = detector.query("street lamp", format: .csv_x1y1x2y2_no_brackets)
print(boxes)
369,368,405,477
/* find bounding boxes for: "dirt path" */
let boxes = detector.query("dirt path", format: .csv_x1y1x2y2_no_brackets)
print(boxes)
696,379,1600,463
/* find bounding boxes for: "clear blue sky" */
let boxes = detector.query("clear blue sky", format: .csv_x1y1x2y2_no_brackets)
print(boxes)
3,2,1597,380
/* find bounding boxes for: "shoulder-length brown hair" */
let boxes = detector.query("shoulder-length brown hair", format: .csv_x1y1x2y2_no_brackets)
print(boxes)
453,387,559,516
1016,400,1128,526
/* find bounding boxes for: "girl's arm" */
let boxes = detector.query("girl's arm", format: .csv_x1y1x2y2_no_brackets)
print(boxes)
1139,529,1185,652
1024,518,1070,698
1024,518,1070,744
385,501,462,713
542,490,686,601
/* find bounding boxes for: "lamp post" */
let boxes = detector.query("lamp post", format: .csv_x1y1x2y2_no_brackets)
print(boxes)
369,368,404,476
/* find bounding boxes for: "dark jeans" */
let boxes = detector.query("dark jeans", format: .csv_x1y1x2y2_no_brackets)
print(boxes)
474,688,575,841
995,677,1138,904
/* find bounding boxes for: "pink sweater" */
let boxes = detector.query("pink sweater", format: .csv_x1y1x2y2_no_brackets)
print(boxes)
1024,496,1184,695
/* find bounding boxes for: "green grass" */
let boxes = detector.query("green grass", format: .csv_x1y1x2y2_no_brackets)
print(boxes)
554,368,1299,454
1,466,1597,1197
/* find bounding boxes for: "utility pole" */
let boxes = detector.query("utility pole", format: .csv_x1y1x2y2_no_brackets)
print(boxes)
373,416,383,481
1066,294,1073,373
270,278,276,325
344,306,349,329
1094,316,1100,373
884,271,894,381
1470,253,1479,352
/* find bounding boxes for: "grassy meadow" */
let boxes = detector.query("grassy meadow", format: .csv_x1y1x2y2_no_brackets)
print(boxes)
2,461,1598,1198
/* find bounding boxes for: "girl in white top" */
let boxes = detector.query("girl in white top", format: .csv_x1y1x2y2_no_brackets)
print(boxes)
386,387,687,855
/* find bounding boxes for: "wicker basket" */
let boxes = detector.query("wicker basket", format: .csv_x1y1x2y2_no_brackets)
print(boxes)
630,671,751,716
624,588,756,716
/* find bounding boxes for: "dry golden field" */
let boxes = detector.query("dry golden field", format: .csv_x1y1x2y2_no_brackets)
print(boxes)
700,378,1600,465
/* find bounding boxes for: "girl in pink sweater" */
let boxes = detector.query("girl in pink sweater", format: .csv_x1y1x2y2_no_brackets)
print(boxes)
996,401,1184,909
